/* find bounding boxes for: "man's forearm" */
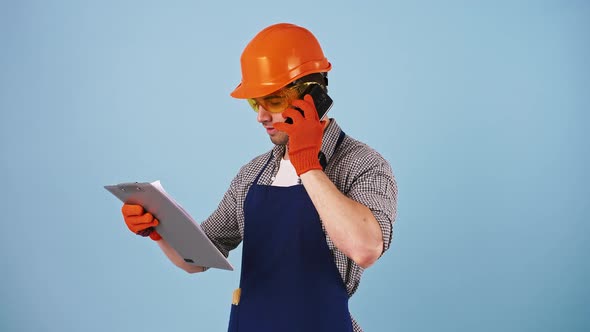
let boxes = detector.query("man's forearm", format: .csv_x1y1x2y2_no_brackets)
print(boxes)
156,238,206,273
300,170,383,268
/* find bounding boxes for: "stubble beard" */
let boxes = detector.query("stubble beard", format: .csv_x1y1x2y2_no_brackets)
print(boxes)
270,131,289,146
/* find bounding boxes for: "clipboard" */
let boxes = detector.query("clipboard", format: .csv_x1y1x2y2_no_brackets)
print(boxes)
104,181,233,271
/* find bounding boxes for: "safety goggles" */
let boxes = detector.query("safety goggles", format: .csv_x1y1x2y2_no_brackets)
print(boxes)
247,82,320,113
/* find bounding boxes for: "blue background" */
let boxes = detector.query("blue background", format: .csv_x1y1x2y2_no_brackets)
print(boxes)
1,1,588,331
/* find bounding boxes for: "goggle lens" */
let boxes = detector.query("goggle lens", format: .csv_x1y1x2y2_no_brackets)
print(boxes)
246,82,319,113
247,95,290,113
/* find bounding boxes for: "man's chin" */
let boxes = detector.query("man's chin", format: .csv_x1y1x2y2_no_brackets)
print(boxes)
270,134,289,146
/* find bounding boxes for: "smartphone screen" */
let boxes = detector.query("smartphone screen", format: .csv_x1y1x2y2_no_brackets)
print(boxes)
285,85,333,124
306,84,333,120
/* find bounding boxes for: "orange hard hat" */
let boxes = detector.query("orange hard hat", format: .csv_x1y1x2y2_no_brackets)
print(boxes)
231,23,332,99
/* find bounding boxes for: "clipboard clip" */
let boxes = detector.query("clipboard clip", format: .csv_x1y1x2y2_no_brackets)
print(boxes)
118,183,144,192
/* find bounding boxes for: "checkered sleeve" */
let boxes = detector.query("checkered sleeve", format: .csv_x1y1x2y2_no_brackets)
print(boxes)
345,147,398,253
200,171,244,258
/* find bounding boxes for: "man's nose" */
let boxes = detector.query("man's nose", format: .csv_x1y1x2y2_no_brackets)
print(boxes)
257,106,272,123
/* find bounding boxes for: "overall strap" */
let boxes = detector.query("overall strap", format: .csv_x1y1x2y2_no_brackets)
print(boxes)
252,151,275,185
319,129,346,170
335,129,346,150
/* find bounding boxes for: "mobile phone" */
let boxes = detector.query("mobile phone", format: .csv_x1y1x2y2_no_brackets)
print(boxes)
285,84,333,124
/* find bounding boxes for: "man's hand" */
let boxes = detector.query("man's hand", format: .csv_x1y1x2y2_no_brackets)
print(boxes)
274,94,325,176
121,204,162,241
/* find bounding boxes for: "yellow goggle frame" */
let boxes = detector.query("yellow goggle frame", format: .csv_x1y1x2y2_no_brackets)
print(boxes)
246,82,320,113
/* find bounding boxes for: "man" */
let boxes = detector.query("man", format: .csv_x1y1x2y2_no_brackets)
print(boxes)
121,23,397,332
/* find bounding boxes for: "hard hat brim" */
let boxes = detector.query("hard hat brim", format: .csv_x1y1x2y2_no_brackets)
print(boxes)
231,61,331,99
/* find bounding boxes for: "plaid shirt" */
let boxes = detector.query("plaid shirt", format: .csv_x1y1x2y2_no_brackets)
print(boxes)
202,119,397,331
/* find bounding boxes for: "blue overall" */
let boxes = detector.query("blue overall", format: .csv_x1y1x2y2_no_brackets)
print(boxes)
228,131,352,332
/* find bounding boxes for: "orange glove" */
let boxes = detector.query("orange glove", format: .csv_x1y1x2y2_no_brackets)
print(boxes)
274,94,325,176
121,204,162,241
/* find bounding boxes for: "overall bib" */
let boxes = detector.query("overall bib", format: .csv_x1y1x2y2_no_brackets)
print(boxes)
228,131,352,332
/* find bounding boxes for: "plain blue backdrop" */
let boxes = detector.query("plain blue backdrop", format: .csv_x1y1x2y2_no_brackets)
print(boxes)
1,1,588,331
